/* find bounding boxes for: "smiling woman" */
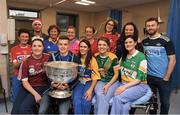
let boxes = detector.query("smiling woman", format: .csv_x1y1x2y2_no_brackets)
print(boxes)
11,39,50,114
32,39,44,58
110,35,150,114
98,19,120,53
43,25,60,54
73,39,100,114
94,37,119,114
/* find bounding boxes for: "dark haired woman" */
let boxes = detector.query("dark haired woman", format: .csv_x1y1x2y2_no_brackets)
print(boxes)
73,39,100,114
44,25,60,53
94,37,119,114
116,22,143,59
111,35,150,114
98,19,120,53
11,39,50,114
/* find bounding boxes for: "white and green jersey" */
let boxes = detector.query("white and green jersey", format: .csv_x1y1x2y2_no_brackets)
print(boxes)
120,50,147,83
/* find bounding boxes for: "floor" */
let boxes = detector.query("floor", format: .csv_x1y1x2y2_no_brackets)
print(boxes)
0,89,180,114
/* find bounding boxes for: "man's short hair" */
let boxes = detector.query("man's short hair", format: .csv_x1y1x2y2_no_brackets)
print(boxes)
145,17,159,25
59,35,69,41
18,29,30,37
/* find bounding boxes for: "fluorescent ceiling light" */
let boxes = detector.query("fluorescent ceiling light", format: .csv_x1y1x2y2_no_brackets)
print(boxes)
55,0,67,5
81,0,95,4
75,1,90,5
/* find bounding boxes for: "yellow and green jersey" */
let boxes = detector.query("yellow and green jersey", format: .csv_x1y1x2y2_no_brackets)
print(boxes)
79,57,101,82
95,52,119,82
120,50,147,83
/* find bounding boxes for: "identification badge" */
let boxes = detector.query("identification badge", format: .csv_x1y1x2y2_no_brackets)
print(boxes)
79,78,86,85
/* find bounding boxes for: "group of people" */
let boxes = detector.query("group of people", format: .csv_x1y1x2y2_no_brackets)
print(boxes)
10,17,176,114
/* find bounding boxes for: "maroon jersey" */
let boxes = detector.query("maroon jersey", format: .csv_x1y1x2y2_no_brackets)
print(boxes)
20,53,50,87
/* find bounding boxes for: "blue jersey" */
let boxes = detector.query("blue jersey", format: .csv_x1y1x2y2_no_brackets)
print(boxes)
43,38,58,53
142,35,175,78
49,51,78,63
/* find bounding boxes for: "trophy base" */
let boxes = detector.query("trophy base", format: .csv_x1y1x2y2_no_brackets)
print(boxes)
48,90,72,99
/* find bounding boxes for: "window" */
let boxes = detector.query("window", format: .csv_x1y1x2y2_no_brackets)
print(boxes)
56,13,79,37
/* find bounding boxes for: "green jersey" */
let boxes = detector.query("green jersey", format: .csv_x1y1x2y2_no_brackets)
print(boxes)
95,52,119,82
121,50,147,83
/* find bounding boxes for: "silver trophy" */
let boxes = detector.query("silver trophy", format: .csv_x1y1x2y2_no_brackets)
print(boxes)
44,61,78,99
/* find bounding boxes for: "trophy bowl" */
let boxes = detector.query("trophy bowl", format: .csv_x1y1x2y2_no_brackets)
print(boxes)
44,61,78,99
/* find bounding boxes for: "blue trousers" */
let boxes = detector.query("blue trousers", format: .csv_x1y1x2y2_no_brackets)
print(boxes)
110,82,149,115
11,86,49,114
73,81,93,114
10,76,21,103
94,81,119,114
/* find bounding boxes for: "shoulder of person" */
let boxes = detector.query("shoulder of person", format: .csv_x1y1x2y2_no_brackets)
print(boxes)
44,38,49,42
94,52,100,57
107,52,118,60
91,56,97,62
43,53,50,58
160,34,171,42
24,55,32,63
75,39,80,44
69,51,78,60
136,51,146,59
42,33,48,39
142,36,149,42
68,51,74,56
10,45,18,51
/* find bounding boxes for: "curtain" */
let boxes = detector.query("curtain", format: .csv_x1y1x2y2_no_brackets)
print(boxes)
167,0,180,90
110,9,122,33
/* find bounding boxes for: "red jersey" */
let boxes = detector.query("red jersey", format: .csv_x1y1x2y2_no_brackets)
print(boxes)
10,45,31,76
98,33,119,53
91,39,98,55
20,53,50,87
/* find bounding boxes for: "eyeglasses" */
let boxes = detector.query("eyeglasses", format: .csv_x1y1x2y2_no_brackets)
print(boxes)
107,23,114,27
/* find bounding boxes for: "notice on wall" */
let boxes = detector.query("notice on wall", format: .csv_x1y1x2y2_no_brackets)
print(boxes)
0,34,8,54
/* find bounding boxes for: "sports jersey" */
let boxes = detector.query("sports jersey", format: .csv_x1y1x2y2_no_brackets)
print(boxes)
142,35,175,78
43,38,59,53
120,50,147,83
91,39,98,55
49,51,78,63
98,33,119,53
79,56,100,82
10,45,31,76
95,52,119,82
20,53,50,87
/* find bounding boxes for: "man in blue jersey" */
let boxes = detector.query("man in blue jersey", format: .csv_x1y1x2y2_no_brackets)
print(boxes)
142,17,176,114
38,36,78,114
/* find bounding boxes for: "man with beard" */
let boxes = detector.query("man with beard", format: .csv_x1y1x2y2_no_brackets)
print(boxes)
142,17,176,114
29,19,48,43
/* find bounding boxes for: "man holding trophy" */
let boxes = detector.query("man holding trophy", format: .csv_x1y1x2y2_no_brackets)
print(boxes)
39,36,79,114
